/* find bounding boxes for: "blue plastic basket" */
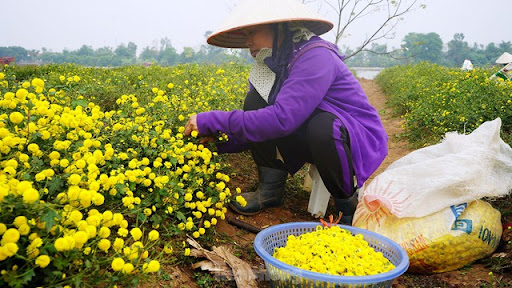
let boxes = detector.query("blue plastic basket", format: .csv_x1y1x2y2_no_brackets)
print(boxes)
254,222,409,288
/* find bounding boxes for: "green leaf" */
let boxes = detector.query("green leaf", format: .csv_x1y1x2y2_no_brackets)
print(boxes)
73,275,83,287
22,269,35,285
30,157,44,170
71,98,88,108
137,212,147,222
48,177,64,194
41,208,61,233
130,277,140,286
176,211,186,222
53,256,66,270
115,183,126,194
150,213,162,225
31,132,42,139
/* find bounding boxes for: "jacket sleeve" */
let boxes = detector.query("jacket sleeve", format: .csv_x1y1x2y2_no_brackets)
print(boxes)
197,48,339,143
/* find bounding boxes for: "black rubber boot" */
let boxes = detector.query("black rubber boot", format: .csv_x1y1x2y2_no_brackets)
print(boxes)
229,166,288,215
334,192,359,226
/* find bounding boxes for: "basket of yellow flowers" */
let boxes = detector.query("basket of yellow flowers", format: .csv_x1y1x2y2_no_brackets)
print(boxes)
254,215,409,287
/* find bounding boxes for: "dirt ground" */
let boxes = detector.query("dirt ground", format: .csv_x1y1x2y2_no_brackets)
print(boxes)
159,79,512,288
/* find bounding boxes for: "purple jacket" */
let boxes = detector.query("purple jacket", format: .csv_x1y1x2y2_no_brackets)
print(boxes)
197,38,388,187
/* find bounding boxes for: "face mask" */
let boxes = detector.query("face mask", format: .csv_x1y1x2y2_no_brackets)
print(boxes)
249,48,275,103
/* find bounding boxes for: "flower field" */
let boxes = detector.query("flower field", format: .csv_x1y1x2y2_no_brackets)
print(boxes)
0,63,250,287
376,62,512,146
1,61,511,287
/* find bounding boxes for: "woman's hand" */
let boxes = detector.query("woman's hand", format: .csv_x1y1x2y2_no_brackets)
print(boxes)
185,114,214,144
184,114,198,136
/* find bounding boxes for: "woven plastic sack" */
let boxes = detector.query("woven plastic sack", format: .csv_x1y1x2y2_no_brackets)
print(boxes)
351,118,512,273
353,200,502,273
359,118,512,218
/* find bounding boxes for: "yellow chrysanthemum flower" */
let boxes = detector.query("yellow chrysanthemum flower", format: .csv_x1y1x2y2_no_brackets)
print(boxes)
98,239,111,252
143,260,160,273
122,263,134,274
1,229,20,245
35,255,51,268
148,230,159,241
129,228,142,241
31,78,45,88
111,258,125,272
22,188,40,204
8,112,24,124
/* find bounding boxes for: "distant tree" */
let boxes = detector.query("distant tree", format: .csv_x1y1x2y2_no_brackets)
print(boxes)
498,41,512,54
467,43,488,66
139,46,158,62
229,49,253,64
95,47,114,57
345,43,399,67
445,33,470,67
200,31,227,63
180,47,196,63
482,42,502,66
39,51,61,64
154,37,178,65
159,46,178,66
114,42,137,64
0,46,30,62
127,42,137,58
402,32,443,63
159,37,173,51
94,47,115,66
366,43,398,66
77,45,94,57
110,56,123,66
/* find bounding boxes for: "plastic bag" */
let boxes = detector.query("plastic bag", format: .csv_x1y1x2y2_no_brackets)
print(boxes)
353,200,502,273
352,118,512,273
358,118,512,219
461,59,473,71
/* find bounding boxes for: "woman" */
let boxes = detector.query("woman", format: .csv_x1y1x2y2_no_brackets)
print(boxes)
184,0,388,225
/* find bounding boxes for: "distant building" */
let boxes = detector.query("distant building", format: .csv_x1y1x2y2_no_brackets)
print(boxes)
0,57,15,65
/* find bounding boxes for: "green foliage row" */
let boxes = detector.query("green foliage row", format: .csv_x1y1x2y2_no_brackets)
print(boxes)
3,32,510,68
376,62,512,146
0,42,253,67
10,63,249,112
345,33,511,68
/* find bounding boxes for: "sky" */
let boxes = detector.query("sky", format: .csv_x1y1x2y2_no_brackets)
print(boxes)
2,0,511,54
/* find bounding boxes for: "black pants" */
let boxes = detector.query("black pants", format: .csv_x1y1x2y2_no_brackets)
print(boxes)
243,89,356,199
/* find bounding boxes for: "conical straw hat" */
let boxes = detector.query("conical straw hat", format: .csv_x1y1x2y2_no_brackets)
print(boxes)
496,52,512,64
207,0,334,48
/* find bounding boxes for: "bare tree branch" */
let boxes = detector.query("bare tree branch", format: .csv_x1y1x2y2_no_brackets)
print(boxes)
358,47,417,60
319,0,423,59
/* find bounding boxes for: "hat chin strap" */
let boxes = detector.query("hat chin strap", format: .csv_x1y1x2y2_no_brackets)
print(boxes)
271,24,281,56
